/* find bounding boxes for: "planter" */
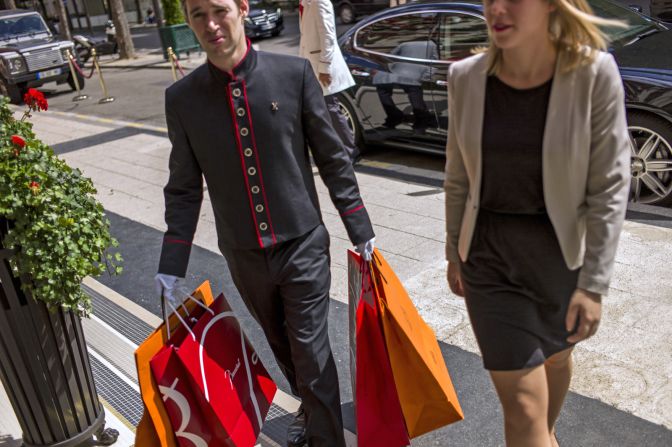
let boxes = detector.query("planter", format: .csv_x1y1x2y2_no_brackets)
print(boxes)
0,218,118,447
158,23,201,59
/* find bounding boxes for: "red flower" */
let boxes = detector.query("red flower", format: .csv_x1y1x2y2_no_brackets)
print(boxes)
23,88,48,112
11,135,26,148
29,181,40,193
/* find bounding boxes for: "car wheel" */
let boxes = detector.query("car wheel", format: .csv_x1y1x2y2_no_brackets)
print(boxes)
0,78,25,104
67,71,85,91
335,93,365,153
339,4,355,24
628,112,672,206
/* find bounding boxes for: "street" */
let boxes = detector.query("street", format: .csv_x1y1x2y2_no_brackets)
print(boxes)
40,15,452,190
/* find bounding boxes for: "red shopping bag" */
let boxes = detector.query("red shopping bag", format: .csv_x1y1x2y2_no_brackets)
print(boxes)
151,347,213,447
176,294,277,447
135,281,216,447
353,254,410,447
149,290,221,447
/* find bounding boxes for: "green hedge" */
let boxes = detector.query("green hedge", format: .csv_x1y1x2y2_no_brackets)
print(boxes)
161,0,185,26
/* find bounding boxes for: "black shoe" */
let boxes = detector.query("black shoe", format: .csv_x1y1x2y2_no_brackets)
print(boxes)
383,116,403,129
287,405,307,447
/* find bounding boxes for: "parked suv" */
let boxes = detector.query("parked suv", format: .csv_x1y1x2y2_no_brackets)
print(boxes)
0,9,84,104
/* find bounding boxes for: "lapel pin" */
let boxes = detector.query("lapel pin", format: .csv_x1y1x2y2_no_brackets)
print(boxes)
271,101,279,112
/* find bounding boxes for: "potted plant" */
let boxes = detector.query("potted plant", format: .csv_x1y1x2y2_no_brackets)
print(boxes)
0,91,122,446
158,0,201,59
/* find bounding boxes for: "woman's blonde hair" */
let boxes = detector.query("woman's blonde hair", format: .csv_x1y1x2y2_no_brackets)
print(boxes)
482,0,626,74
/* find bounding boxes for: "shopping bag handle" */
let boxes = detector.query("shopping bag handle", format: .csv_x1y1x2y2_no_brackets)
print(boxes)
361,251,389,307
359,257,378,307
161,288,214,341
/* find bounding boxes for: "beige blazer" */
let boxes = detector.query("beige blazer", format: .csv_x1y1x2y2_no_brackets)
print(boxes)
444,51,631,295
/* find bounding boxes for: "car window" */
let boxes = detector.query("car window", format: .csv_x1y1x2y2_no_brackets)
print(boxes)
0,14,49,39
435,12,488,61
354,12,439,61
587,0,661,46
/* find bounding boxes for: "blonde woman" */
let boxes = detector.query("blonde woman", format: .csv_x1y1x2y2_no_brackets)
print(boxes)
444,0,631,445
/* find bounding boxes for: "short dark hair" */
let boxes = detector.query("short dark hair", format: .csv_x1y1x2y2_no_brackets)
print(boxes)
181,0,243,21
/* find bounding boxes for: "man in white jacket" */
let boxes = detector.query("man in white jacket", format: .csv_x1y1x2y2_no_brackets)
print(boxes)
299,0,360,163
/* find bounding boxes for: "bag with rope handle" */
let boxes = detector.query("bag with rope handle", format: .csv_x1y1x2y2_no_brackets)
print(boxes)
149,290,218,447
175,293,278,447
136,280,216,447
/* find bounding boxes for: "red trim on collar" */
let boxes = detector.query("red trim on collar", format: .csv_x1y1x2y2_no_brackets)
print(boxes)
242,81,277,245
231,38,252,72
207,39,252,80
226,83,264,249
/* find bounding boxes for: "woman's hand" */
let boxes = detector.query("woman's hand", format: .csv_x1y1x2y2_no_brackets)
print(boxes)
447,261,464,297
566,288,602,343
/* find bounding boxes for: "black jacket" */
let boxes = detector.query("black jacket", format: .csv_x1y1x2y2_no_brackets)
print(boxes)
159,46,374,277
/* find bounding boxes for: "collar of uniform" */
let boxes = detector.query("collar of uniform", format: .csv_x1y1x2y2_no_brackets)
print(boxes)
207,39,257,83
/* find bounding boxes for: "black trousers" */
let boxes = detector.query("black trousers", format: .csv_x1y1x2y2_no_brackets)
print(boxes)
324,94,360,162
376,84,433,129
222,224,345,447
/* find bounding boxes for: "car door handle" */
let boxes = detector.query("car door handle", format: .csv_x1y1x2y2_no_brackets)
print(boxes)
351,69,370,77
436,80,448,86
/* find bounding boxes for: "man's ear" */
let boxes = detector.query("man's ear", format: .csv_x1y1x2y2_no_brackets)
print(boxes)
239,0,250,18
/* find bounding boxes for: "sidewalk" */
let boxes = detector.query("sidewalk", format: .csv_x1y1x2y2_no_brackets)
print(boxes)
2,108,671,445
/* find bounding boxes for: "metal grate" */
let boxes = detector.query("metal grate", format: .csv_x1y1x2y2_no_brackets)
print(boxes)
89,355,144,427
23,47,64,72
260,404,293,445
85,284,155,346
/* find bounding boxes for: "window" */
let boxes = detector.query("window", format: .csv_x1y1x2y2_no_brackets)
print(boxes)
355,12,439,62
435,13,488,62
0,14,49,39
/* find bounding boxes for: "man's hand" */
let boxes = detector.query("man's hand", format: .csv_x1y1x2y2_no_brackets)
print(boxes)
155,273,182,308
566,288,602,343
355,238,375,262
446,262,464,297
318,72,332,87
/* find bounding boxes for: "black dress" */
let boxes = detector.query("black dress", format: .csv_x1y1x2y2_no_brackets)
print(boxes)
459,75,580,371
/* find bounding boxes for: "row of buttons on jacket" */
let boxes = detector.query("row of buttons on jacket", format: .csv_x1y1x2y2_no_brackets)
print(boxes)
231,84,270,236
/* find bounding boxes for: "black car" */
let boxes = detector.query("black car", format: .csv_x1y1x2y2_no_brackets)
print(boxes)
651,0,672,22
0,9,85,104
337,0,672,206
335,0,390,24
245,0,284,39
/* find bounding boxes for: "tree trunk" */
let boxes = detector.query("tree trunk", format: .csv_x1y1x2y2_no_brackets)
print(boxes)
53,0,71,41
152,0,163,26
3,0,17,10
109,0,136,59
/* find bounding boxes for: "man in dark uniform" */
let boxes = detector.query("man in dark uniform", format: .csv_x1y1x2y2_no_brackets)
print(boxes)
153,0,375,445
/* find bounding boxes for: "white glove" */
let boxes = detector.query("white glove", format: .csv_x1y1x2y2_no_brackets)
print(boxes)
155,273,181,308
355,237,375,262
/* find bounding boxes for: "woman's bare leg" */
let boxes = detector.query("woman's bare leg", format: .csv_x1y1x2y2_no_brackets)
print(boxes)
545,348,573,446
490,366,552,447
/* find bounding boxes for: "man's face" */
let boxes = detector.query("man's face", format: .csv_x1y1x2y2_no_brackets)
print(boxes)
185,0,249,64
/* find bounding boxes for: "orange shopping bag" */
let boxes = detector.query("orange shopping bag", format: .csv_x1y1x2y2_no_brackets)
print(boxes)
370,249,464,437
134,280,216,447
